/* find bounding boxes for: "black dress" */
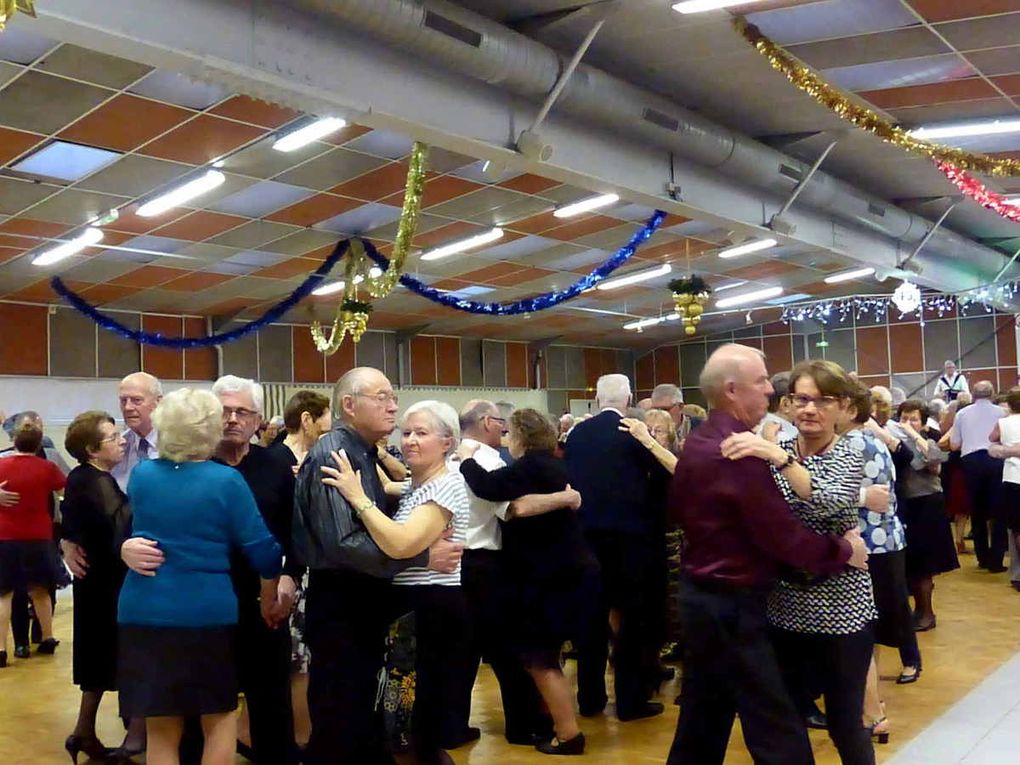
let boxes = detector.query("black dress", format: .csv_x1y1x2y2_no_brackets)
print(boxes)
459,449,597,669
60,464,131,692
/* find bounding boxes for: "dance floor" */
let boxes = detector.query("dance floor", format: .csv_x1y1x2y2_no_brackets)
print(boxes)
2,558,1019,764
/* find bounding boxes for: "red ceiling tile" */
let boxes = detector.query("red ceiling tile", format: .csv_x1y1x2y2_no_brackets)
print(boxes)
544,215,625,242
322,124,373,146
161,271,236,292
906,0,1020,23
254,257,320,279
429,278,475,291
208,95,302,129
0,234,39,249
412,221,488,250
506,211,560,235
859,78,999,109
0,127,45,166
0,247,24,264
420,175,483,208
59,94,193,152
0,218,71,238
4,279,74,302
105,205,185,235
497,174,562,195
331,162,412,201
265,193,361,227
138,114,266,164
453,262,528,284
992,74,1020,96
151,210,248,241
110,265,187,288
487,266,558,287
79,283,138,304
369,310,434,330
92,229,136,248
724,260,802,280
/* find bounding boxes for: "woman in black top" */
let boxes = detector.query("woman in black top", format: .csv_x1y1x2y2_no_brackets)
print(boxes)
458,408,594,757
60,411,146,763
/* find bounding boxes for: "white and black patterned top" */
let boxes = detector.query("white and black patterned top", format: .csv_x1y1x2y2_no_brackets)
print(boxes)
844,429,905,555
767,436,877,635
392,470,469,587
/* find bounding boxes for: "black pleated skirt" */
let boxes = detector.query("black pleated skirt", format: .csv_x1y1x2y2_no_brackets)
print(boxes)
0,540,60,595
901,493,960,580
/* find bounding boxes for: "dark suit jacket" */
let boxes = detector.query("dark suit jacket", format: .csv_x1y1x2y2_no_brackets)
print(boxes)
562,409,663,536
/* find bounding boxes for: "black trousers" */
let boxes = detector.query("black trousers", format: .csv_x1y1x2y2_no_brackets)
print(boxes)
868,550,921,669
179,609,296,765
577,530,660,715
772,626,876,765
458,549,548,742
667,579,815,765
11,585,55,646
962,451,1007,567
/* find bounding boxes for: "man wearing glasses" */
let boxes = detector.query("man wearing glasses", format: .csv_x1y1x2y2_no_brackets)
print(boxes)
650,384,702,448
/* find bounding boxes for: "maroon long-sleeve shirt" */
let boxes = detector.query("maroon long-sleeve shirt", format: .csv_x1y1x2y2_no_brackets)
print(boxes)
670,409,852,588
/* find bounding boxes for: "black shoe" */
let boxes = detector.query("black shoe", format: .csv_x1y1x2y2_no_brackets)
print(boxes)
1011,581,1020,592
236,739,255,761
440,727,480,749
36,637,59,655
13,644,30,659
107,744,145,763
914,616,937,632
0,651,6,668
805,712,828,730
535,733,585,755
897,666,922,685
987,564,1008,574
617,701,664,722
65,734,112,765
578,697,607,717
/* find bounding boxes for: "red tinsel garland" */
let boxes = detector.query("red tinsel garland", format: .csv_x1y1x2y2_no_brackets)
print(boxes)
935,160,1020,224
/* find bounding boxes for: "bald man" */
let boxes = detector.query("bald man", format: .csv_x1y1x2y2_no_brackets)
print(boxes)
666,344,867,765
110,372,163,492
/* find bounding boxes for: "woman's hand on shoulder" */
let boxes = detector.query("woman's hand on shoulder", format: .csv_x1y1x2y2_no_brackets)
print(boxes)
720,432,786,466
619,417,653,447
320,449,367,505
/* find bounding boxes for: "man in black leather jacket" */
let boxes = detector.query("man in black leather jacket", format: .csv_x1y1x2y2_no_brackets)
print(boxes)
293,366,463,765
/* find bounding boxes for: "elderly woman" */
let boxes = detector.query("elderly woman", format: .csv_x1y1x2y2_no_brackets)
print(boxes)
60,412,149,763
723,360,876,765
322,400,470,765
117,388,282,765
269,391,332,472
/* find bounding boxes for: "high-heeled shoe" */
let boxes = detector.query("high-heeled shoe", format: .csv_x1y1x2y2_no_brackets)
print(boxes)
107,743,145,763
866,717,890,744
64,734,111,764
37,637,60,654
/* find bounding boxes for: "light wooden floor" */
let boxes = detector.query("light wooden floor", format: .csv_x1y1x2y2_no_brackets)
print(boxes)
2,558,1019,764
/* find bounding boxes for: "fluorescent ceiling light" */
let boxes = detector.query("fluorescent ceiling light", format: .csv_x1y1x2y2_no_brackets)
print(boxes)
713,280,747,293
554,193,620,218
312,274,364,297
718,238,777,259
766,292,812,305
273,117,347,152
137,170,226,217
596,263,672,291
420,227,504,261
716,286,783,309
12,140,121,182
623,313,681,332
908,118,1020,141
672,0,765,13
32,227,104,267
824,267,875,284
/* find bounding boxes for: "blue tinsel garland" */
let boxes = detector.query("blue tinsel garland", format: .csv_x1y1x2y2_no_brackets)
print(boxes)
363,209,666,315
50,240,349,348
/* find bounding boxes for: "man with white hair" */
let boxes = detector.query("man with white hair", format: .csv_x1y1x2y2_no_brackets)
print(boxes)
934,360,969,402
110,372,163,492
292,367,463,765
563,373,665,722
951,379,1007,572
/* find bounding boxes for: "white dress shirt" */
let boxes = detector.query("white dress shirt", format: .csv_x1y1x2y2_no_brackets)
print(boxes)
450,438,509,551
951,399,1002,457
111,427,158,492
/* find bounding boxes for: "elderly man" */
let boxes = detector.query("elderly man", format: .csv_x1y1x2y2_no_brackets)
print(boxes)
760,371,798,440
564,373,666,721
292,367,463,765
650,383,702,446
110,372,162,492
934,360,969,402
124,375,302,764
666,344,868,765
951,380,1007,572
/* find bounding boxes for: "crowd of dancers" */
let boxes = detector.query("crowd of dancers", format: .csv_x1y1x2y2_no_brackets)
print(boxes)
0,348,1016,765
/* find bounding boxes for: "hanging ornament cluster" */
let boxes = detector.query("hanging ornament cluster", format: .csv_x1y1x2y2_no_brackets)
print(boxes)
310,240,376,355
668,275,712,336
0,0,36,31
892,281,921,314
934,161,1020,224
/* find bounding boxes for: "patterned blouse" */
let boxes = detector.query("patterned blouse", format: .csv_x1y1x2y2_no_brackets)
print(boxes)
767,436,877,636
844,429,905,554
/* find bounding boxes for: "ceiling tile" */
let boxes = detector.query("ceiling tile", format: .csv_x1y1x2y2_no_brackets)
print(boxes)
222,250,288,267
0,25,57,65
425,186,529,219
138,115,265,164
20,189,129,225
0,70,112,134
208,95,302,129
77,155,191,197
77,283,138,305
470,235,559,262
0,247,25,265
208,179,314,218
747,0,918,45
451,160,520,185
425,147,477,174
259,229,340,255
128,69,230,110
0,61,21,89
61,258,139,283
993,74,1020,96
0,218,71,238
965,45,1020,76
466,195,554,228
172,242,242,264
206,220,302,249
544,215,623,242
908,0,1020,24
788,28,950,69
362,212,449,242
109,265,187,288
321,124,373,146
330,161,412,201
59,93,193,152
314,203,403,235
413,221,490,250
264,193,361,227
205,260,256,276
487,266,558,288
936,13,1020,51
824,54,977,92
36,44,152,89
497,173,561,195
253,257,320,279
160,271,237,292
218,136,330,179
860,77,1000,109
0,179,59,216
274,148,388,191
344,129,413,160
0,126,45,166
150,210,248,241
419,175,482,208
888,97,1017,127
11,140,122,182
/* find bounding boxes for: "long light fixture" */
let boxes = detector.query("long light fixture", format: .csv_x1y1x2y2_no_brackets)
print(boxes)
554,193,620,219
672,0,765,13
824,267,875,284
713,280,748,293
137,170,225,217
716,286,783,309
273,117,347,152
909,118,1020,141
718,238,777,259
596,263,671,291
311,267,383,297
32,227,104,267
420,227,504,261
624,313,680,331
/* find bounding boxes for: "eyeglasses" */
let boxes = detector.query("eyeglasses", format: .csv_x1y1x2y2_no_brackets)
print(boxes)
222,406,259,420
654,403,682,412
355,391,399,406
791,394,840,409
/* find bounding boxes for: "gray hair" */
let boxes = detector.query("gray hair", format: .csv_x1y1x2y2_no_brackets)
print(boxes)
403,400,460,454
957,391,973,406
973,380,995,399
596,374,631,409
495,401,515,420
212,374,265,414
121,372,163,398
332,367,382,417
870,385,892,404
269,415,285,427
927,398,947,418
891,387,906,407
558,413,575,427
459,399,498,433
651,384,683,406
944,359,957,368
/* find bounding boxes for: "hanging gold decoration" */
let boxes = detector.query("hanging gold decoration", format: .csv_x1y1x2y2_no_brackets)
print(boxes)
669,275,712,336
366,141,428,298
310,240,365,355
734,17,1020,178
0,0,36,31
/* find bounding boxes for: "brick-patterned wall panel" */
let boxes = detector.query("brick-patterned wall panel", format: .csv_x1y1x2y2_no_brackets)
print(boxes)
436,337,462,387
324,337,356,383
183,317,217,381
292,326,326,384
410,336,437,386
505,342,528,388
653,345,680,386
141,315,184,381
0,303,48,375
762,333,793,372
49,307,97,378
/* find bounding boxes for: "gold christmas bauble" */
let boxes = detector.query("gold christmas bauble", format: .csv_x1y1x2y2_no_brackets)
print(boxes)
687,303,704,318
673,292,693,306
684,325,697,336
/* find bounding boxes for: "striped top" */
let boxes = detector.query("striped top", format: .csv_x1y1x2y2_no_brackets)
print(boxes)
392,470,470,587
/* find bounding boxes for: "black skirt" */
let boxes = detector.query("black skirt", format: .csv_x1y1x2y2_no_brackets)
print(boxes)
900,493,960,580
72,566,125,691
0,539,60,595
867,550,916,650
118,625,238,718
1000,481,1020,531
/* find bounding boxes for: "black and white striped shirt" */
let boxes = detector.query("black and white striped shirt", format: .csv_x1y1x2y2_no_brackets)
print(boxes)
392,470,469,587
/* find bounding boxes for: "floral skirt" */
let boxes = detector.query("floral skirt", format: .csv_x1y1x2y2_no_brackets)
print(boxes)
289,572,310,674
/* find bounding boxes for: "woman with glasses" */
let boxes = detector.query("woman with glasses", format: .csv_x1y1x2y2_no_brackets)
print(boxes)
722,360,875,765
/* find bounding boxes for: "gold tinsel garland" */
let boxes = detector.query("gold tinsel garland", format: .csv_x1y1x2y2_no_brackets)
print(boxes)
734,17,1020,178
310,240,365,355
0,0,36,31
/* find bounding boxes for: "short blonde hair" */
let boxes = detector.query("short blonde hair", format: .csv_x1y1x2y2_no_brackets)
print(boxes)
644,409,677,449
152,388,223,463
